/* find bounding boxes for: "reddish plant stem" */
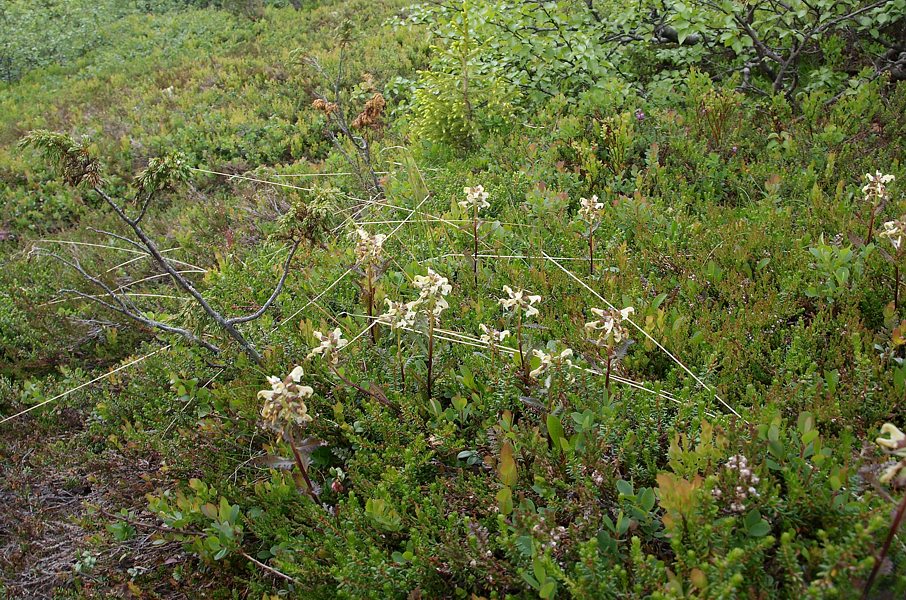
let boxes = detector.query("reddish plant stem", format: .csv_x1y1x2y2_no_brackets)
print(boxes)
865,207,877,247
517,313,529,384
397,332,405,385
366,267,377,343
329,364,395,410
427,314,435,399
862,489,906,599
473,207,480,286
893,263,900,310
286,429,319,503
605,355,612,390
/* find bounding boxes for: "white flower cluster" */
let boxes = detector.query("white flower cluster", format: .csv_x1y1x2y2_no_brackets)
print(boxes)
352,227,386,265
413,268,453,318
380,269,452,326
578,195,605,225
530,347,574,379
307,328,349,365
876,423,906,486
713,454,760,513
863,171,895,203
460,185,490,211
584,307,634,349
479,324,510,347
379,298,419,330
498,285,541,318
258,366,314,429
879,217,906,252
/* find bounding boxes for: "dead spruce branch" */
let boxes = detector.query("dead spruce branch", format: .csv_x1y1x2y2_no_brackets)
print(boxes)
21,130,302,363
307,54,385,198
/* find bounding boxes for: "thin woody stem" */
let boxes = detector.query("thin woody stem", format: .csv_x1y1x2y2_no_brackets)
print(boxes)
893,263,900,309
473,204,479,285
367,266,377,343
427,313,435,399
517,313,529,384
286,429,319,503
605,355,612,390
862,489,906,599
866,204,877,246
329,363,395,410
397,332,405,385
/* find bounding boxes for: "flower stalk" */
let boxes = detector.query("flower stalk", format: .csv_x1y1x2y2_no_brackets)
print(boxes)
530,347,574,408
461,185,490,286
308,327,394,410
585,306,634,391
479,324,510,372
286,428,319,503
578,195,605,276
498,286,541,385
863,171,895,246
380,299,418,386
353,228,386,343
411,269,452,400
257,366,318,502
863,423,906,598
878,215,905,309
427,312,436,400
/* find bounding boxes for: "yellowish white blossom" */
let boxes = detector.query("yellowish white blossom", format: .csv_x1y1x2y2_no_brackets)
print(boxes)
414,268,452,298
862,171,895,203
479,324,510,347
529,347,574,379
585,306,634,349
379,298,419,330
352,228,386,264
876,422,906,486
460,185,490,211
413,268,452,318
880,462,906,485
578,195,605,225
308,328,349,364
498,285,541,318
258,366,314,430
877,423,906,457
879,218,906,252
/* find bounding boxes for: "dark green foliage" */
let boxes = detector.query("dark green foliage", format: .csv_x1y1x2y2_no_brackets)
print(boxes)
19,131,102,187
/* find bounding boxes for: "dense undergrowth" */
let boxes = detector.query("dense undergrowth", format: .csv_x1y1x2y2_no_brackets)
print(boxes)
1,0,906,598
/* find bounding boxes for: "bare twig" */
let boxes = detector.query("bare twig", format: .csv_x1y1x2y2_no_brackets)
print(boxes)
227,239,301,325
91,186,266,361
36,249,222,354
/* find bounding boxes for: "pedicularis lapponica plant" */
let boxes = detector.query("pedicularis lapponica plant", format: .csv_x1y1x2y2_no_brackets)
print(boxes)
460,184,490,285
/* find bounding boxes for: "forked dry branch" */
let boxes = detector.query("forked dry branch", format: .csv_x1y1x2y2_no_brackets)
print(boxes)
21,130,303,363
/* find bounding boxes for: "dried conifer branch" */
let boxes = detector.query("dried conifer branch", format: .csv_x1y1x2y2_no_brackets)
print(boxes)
307,54,384,197
20,130,304,363
227,239,301,325
36,249,222,354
